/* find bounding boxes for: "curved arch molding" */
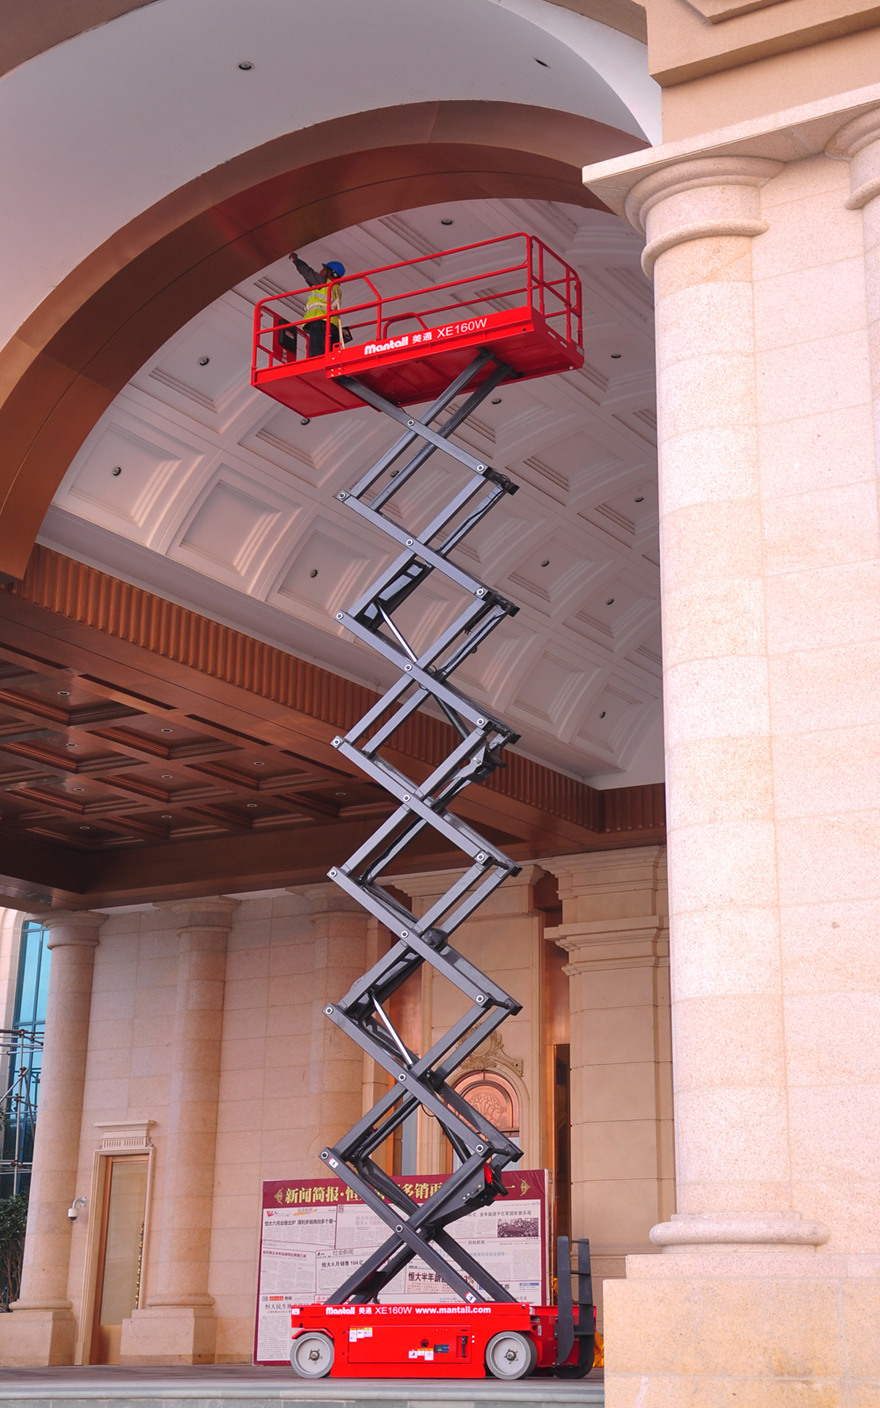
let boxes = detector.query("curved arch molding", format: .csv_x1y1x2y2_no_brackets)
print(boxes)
0,102,644,580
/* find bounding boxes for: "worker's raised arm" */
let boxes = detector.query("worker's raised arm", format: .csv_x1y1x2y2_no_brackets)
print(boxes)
288,253,322,286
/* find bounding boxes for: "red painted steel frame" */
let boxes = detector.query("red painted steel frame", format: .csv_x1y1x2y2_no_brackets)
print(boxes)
251,234,583,418
290,1301,585,1379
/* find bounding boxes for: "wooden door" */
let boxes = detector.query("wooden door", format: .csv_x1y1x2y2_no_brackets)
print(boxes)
90,1155,148,1364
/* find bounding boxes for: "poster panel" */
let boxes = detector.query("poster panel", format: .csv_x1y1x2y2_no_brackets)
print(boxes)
254,1170,550,1365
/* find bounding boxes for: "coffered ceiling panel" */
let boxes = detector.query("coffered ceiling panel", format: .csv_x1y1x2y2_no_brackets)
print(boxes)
45,197,662,783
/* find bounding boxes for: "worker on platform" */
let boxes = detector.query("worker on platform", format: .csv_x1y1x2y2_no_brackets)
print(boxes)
287,252,346,358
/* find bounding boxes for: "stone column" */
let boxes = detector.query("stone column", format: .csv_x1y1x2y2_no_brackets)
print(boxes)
542,848,672,1328
120,898,237,1365
0,911,104,1366
580,140,880,1403
631,155,813,1238
303,885,371,1161
829,109,880,489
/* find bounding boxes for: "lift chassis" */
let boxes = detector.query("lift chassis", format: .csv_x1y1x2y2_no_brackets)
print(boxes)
251,236,595,1379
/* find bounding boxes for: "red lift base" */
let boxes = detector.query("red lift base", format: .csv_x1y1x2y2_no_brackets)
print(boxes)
289,1302,591,1381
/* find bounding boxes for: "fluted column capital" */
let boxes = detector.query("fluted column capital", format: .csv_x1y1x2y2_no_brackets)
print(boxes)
550,914,669,976
158,897,239,932
540,846,666,903
394,864,545,920
40,909,104,949
298,882,366,918
622,156,782,277
826,106,880,208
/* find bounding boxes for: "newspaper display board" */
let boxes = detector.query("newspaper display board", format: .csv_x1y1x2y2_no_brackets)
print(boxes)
254,1170,550,1365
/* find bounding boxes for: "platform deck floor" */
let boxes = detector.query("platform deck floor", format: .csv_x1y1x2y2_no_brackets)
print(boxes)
0,1365,603,1406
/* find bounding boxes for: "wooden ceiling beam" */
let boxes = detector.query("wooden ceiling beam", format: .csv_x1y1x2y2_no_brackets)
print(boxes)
0,572,603,846
0,550,665,907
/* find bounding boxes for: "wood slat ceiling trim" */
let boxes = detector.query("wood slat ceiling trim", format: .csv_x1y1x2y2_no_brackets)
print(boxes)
0,547,664,909
12,547,611,828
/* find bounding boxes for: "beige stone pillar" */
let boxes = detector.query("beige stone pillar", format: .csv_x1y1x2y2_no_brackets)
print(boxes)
582,131,880,1404
829,108,880,490
303,885,371,1161
0,911,103,1366
633,155,814,1236
542,848,672,1328
120,898,237,1365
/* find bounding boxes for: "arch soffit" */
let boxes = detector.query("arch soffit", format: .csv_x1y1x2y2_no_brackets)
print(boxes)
0,0,647,79
0,101,645,578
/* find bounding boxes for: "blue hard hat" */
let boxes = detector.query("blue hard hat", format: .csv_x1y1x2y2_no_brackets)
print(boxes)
324,260,346,277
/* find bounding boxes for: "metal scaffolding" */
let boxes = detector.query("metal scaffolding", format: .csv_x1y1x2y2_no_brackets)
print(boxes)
0,1026,42,1196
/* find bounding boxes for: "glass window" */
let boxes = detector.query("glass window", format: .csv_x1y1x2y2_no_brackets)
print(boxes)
13,921,51,1030
1,921,50,1196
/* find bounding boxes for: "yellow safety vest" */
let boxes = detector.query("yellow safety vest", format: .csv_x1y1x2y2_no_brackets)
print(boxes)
304,279,342,328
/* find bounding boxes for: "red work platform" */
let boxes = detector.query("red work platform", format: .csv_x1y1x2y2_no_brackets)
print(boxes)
251,234,583,419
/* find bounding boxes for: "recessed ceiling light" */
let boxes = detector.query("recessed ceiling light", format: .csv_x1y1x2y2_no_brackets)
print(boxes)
162,774,172,780
58,690,70,696
300,417,311,426
198,355,210,366
161,728,172,733
336,791,346,797
534,57,549,67
309,569,319,578
161,814,172,820
606,598,615,605
79,825,90,831
491,398,502,405
541,560,550,568
254,761,265,766
238,60,254,70
111,466,122,477
611,353,621,359
73,787,84,793
600,711,606,719
66,743,77,748
635,496,644,503
441,218,454,226
247,802,258,809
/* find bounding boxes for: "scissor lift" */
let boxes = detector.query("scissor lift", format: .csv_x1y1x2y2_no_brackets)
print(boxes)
252,235,595,1380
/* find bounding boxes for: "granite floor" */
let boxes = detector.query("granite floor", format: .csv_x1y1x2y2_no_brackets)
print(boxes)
0,1364,604,1406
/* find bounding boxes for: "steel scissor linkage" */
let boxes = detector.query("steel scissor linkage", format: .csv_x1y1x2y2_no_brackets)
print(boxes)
322,351,529,1303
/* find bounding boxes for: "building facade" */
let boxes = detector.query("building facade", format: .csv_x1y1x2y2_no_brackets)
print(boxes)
0,2,878,1403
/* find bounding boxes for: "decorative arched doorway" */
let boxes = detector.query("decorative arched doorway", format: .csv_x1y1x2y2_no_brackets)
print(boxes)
453,1068,521,1151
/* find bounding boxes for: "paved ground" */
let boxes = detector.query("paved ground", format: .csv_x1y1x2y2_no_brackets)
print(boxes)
0,1365,604,1404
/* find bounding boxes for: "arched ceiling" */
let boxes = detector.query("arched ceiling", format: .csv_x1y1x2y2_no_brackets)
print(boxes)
0,0,648,80
0,0,658,350
42,197,663,788
0,0,659,581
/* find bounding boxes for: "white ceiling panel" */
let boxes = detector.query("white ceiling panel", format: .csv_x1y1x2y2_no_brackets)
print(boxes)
45,197,663,784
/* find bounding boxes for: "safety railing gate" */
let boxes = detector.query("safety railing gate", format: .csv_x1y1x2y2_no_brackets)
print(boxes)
318,348,535,1305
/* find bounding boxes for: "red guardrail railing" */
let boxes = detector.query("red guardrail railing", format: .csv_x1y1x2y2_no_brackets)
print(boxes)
252,233,582,373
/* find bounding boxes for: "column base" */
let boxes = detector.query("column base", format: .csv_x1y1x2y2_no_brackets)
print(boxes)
119,1306,217,1365
605,1254,880,1407
0,1304,76,1366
